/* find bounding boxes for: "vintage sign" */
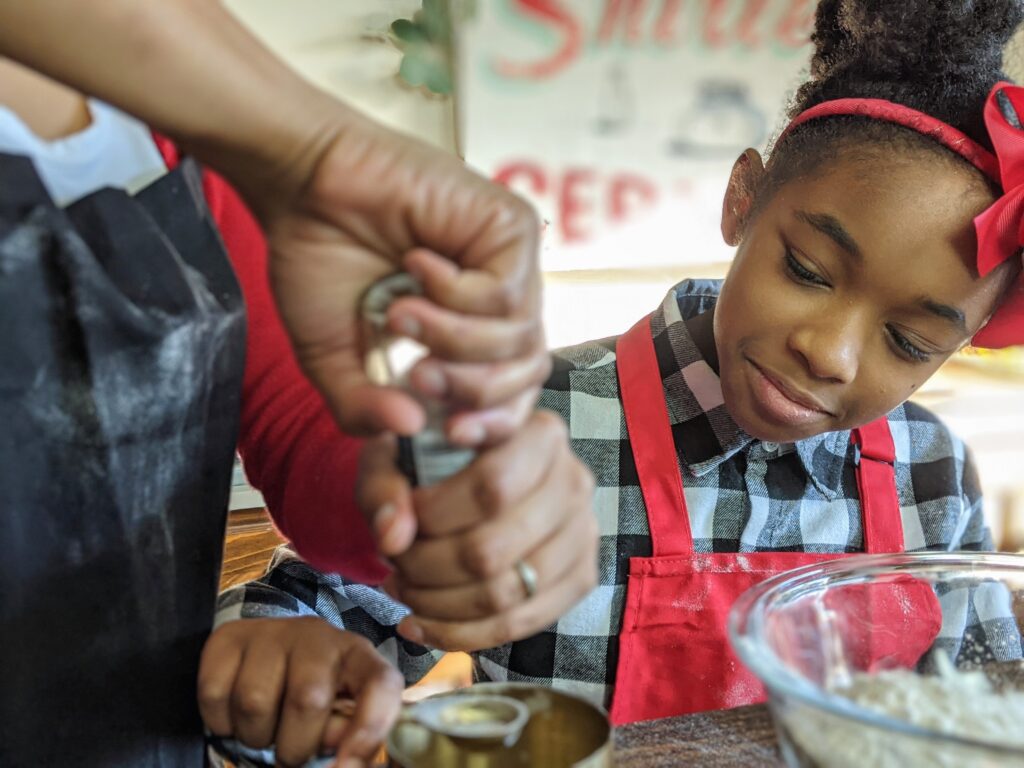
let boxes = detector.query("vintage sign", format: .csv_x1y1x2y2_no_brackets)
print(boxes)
458,0,815,271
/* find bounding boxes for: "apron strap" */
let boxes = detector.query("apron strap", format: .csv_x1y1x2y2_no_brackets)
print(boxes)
851,418,905,553
617,315,694,556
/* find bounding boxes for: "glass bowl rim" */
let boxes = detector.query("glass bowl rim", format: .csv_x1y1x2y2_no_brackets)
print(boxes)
728,550,1024,757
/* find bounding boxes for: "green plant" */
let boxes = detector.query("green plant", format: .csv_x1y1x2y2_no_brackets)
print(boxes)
391,0,476,95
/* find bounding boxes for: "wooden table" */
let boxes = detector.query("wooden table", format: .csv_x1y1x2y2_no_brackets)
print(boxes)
220,507,285,590
614,705,782,767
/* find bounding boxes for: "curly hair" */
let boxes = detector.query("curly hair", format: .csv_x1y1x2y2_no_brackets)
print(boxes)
765,0,1024,190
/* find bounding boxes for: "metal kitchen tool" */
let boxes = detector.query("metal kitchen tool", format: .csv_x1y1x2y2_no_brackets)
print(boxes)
362,272,475,487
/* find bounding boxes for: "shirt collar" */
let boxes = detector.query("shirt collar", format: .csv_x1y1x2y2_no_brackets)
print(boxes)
654,279,851,499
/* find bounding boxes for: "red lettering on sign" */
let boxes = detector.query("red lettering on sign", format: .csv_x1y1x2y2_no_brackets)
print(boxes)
736,0,770,47
610,174,658,222
597,0,649,44
653,0,685,45
776,0,815,48
494,161,662,244
494,161,548,196
560,168,597,242
494,0,583,80
703,0,731,47
494,0,813,80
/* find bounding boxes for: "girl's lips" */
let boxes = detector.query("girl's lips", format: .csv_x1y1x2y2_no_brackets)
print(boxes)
747,361,832,427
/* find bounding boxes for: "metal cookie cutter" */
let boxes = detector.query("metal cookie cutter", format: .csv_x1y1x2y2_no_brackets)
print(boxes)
362,272,475,487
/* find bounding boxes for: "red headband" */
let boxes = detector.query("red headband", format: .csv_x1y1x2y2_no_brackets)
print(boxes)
779,82,1024,349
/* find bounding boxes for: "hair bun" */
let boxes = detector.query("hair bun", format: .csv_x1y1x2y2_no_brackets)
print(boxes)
839,1,1017,78
794,0,1024,141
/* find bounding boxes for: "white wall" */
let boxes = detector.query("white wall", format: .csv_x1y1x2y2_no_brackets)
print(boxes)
225,0,456,151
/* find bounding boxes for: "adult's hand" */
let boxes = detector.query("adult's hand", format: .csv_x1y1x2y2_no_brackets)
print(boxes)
358,411,599,651
264,123,548,440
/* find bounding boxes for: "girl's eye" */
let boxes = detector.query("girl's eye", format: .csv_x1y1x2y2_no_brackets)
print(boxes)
781,247,934,364
784,249,830,287
887,325,932,364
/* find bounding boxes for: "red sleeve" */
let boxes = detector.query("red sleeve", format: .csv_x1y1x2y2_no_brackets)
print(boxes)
151,135,388,583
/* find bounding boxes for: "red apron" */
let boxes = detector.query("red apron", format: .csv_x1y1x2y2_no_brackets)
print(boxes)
608,316,941,725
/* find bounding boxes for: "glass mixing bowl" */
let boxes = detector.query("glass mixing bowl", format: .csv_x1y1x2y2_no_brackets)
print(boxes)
730,552,1024,768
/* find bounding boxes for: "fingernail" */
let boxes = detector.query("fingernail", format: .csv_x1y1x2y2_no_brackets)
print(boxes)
375,503,397,536
398,619,425,644
376,503,397,526
395,314,421,339
409,249,457,277
450,421,485,446
413,363,447,398
405,255,426,281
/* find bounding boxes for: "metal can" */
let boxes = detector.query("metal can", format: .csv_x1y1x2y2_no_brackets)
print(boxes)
387,683,613,768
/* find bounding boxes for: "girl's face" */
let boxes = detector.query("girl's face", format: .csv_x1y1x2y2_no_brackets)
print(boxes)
715,147,1013,443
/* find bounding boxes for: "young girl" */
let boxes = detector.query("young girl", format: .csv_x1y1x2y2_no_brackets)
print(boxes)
219,0,1024,730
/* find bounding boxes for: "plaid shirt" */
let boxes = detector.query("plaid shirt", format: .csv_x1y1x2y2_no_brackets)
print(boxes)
218,280,1020,714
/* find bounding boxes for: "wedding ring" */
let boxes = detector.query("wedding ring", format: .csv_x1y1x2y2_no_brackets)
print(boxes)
515,560,538,599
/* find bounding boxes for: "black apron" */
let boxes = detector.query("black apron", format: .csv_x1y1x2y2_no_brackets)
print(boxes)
0,153,246,766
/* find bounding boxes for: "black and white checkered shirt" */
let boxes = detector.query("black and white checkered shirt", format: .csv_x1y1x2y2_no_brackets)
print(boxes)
217,280,1020,711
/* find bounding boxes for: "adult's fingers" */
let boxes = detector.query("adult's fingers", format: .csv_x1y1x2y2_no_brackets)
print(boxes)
405,349,549,447
442,386,543,448
386,295,540,364
397,534,598,652
393,445,572,589
395,491,598,622
403,248,523,318
409,410,569,540
356,434,417,557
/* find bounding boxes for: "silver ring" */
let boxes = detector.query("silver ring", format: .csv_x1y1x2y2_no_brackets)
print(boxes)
515,560,538,599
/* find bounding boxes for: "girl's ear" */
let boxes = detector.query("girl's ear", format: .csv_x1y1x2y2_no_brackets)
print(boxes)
722,148,765,246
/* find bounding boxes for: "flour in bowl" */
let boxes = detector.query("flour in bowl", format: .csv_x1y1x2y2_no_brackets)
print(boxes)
784,656,1024,767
